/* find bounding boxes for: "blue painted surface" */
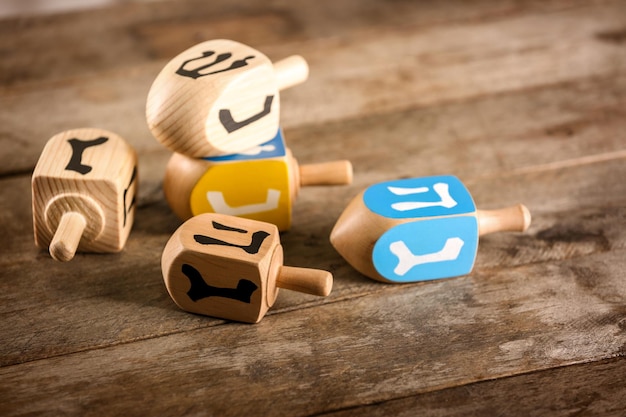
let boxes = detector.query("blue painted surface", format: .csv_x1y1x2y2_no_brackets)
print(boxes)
202,128,286,161
372,216,479,282
363,175,475,219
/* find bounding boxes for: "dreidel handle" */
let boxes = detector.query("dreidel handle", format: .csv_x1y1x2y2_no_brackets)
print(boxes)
273,55,309,91
49,212,86,262
299,160,354,186
276,266,333,296
477,204,532,237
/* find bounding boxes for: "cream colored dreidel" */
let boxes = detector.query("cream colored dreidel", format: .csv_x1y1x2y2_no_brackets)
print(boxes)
162,213,332,323
146,38,308,158
330,175,531,283
163,129,352,231
32,128,138,262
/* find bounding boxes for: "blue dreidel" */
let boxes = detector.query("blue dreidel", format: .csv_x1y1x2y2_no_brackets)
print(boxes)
330,175,531,283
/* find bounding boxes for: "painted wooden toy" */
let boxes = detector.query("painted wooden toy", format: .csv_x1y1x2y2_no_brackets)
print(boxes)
32,128,138,262
146,39,308,158
163,129,353,231
162,213,333,323
330,175,531,283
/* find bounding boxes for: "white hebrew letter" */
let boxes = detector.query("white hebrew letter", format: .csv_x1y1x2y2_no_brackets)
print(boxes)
207,189,280,216
387,186,429,195
239,144,276,156
390,237,464,276
390,182,457,211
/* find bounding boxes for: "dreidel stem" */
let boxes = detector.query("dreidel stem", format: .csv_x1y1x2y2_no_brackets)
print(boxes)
273,55,309,91
276,266,333,296
299,160,354,186
49,212,86,262
477,204,532,237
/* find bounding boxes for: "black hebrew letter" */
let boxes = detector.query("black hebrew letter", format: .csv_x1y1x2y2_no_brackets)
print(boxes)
219,95,274,133
122,166,137,227
193,220,270,255
65,137,109,175
175,50,255,79
182,264,258,303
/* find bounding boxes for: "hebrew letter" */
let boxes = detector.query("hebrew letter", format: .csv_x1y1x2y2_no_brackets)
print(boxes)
240,144,276,156
194,220,270,255
390,237,465,276
182,264,258,303
219,95,274,133
176,50,255,79
390,182,458,211
207,189,280,216
122,166,137,227
65,137,109,175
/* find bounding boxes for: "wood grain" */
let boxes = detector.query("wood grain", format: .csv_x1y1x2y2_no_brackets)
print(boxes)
1,1,624,174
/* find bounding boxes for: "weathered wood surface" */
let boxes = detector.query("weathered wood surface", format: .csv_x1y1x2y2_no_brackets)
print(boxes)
1,0,625,415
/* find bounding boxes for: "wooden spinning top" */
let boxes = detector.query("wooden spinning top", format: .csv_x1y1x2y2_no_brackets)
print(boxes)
32,128,138,261
330,175,531,283
162,213,333,323
146,39,309,157
163,130,353,231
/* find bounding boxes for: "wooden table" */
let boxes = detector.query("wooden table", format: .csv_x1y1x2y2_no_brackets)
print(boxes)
1,1,625,415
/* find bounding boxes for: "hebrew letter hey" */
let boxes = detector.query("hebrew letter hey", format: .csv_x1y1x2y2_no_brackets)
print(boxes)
390,182,458,212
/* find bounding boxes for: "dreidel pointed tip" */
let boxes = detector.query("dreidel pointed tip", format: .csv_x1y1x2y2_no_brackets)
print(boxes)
49,212,86,262
276,266,333,297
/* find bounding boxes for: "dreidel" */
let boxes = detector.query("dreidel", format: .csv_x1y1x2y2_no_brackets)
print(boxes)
162,213,333,323
32,128,138,262
330,175,531,283
163,129,353,231
146,38,308,158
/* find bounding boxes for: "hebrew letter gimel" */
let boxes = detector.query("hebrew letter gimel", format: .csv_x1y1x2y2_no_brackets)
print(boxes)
182,264,258,303
65,137,109,175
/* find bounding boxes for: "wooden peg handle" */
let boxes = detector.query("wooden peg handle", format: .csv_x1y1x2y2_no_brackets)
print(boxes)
477,204,532,237
49,212,87,262
273,55,309,90
276,266,333,296
299,160,354,186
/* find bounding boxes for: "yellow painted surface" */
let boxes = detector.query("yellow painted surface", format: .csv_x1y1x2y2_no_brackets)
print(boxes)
189,160,292,230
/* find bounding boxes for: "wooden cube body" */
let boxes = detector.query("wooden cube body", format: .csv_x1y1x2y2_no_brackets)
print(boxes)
32,128,138,257
163,129,297,231
161,213,283,323
330,175,481,283
146,39,282,158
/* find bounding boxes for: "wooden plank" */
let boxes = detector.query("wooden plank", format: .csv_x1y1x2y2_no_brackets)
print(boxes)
1,245,625,416
0,0,592,88
322,358,626,416
1,2,624,175
1,152,624,366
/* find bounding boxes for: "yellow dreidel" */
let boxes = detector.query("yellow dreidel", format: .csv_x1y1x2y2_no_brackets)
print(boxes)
146,39,308,158
163,130,352,231
162,213,333,323
32,128,138,261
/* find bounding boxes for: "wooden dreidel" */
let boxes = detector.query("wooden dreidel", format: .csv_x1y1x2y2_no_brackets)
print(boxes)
32,128,138,262
330,175,531,283
161,213,333,323
146,39,308,158
163,129,353,231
